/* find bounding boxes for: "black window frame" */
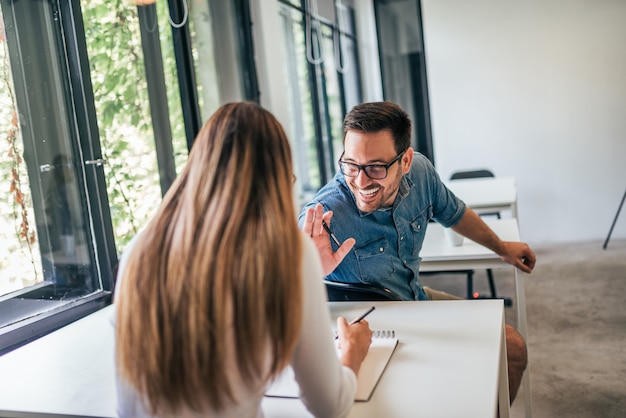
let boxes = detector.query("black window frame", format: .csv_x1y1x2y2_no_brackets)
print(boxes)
0,0,116,355
374,0,434,163
0,0,259,355
278,0,362,189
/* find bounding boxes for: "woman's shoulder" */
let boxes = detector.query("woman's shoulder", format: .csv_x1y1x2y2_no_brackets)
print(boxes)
297,230,324,284
298,230,321,262
113,231,146,300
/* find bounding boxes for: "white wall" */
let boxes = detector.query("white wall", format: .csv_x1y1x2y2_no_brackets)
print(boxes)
422,0,626,244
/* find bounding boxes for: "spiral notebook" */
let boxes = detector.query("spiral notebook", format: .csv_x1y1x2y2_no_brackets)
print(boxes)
265,330,398,402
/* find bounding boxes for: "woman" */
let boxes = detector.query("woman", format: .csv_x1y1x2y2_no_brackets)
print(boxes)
115,102,372,417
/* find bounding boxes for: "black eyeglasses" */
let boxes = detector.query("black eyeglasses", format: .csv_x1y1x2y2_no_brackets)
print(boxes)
338,150,406,180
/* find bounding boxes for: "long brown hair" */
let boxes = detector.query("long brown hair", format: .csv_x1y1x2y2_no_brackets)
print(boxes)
116,102,302,414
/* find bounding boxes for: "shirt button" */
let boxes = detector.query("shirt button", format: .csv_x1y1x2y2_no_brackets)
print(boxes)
379,247,384,252
400,236,404,240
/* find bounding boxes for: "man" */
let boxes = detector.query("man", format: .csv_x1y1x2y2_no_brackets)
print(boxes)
299,101,536,402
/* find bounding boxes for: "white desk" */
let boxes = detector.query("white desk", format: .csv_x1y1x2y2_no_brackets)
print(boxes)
446,177,517,218
0,306,117,417
421,218,532,417
262,300,509,418
0,301,509,418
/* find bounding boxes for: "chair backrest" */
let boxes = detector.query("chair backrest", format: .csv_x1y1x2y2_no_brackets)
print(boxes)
450,169,495,180
449,169,500,219
324,280,403,302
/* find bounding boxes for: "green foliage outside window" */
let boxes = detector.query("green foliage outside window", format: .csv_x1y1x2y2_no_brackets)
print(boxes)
81,0,187,251
0,2,187,295
0,19,42,295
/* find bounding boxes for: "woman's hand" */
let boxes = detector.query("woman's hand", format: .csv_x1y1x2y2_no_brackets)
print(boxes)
336,317,372,375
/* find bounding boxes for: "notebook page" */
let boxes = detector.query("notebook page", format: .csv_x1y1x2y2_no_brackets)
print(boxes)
265,332,398,402
353,336,398,401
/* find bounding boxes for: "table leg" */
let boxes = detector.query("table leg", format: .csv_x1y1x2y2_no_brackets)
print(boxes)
515,269,532,418
499,307,511,418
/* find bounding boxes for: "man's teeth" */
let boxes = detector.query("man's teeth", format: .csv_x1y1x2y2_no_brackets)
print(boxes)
360,187,380,196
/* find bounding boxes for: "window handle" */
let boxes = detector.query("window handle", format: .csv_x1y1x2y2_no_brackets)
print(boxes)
84,159,107,166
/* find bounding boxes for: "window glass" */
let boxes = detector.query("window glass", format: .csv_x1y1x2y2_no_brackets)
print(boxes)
374,0,433,160
277,0,361,199
81,1,186,251
336,2,361,111
0,3,100,307
0,0,245,352
188,0,241,120
0,18,42,297
319,24,343,175
280,4,319,196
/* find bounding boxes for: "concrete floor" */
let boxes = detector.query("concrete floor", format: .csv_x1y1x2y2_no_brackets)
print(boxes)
420,238,626,418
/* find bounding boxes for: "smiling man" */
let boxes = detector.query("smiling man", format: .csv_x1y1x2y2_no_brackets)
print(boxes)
298,101,536,403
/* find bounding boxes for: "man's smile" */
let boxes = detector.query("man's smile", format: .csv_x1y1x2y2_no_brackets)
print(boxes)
358,186,380,196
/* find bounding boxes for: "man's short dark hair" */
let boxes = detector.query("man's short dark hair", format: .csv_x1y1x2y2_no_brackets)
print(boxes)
343,101,412,153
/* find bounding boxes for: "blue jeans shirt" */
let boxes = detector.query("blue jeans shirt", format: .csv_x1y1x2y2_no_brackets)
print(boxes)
299,153,466,300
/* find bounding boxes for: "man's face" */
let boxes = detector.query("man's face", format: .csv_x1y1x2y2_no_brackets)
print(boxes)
342,129,413,213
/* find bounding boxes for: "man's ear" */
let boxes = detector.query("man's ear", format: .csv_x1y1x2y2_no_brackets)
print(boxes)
402,147,414,173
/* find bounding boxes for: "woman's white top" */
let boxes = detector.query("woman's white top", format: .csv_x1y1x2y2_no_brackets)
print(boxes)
114,231,357,418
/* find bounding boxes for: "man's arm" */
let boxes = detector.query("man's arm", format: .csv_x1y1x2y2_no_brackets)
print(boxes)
301,203,355,276
451,208,536,273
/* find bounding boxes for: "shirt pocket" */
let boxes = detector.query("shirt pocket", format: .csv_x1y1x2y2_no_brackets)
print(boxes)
409,205,433,256
353,235,395,284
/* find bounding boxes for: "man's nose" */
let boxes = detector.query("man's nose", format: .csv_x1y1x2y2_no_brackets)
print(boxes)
354,169,372,187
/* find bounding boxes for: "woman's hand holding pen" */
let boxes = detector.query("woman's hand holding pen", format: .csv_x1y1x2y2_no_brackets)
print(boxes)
336,316,372,376
302,203,355,276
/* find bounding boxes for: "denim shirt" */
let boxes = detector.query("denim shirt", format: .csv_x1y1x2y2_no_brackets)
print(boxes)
299,153,466,300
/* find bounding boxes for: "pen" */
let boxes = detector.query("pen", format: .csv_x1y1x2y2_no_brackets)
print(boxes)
349,306,375,325
322,220,341,247
334,306,376,339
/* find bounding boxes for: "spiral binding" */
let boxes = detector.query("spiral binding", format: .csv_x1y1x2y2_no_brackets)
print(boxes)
373,330,395,339
334,329,396,339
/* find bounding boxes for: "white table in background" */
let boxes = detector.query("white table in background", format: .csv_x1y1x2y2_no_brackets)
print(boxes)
0,301,510,418
446,176,518,218
420,218,532,417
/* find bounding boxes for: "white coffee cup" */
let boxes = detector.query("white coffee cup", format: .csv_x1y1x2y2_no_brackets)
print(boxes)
444,228,464,247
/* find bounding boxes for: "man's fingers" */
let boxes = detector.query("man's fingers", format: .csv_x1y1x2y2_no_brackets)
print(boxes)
313,204,324,233
322,209,334,225
517,262,531,274
515,256,535,273
335,238,355,260
520,255,536,273
302,207,315,235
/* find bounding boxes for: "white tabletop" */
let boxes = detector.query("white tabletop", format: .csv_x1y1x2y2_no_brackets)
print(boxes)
262,300,509,418
445,177,517,217
420,218,520,267
0,301,508,418
0,306,117,417
420,218,532,418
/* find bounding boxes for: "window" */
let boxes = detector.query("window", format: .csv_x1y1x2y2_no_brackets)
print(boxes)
277,0,362,199
374,0,434,162
0,0,115,354
168,0,258,149
254,0,433,198
0,0,253,354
